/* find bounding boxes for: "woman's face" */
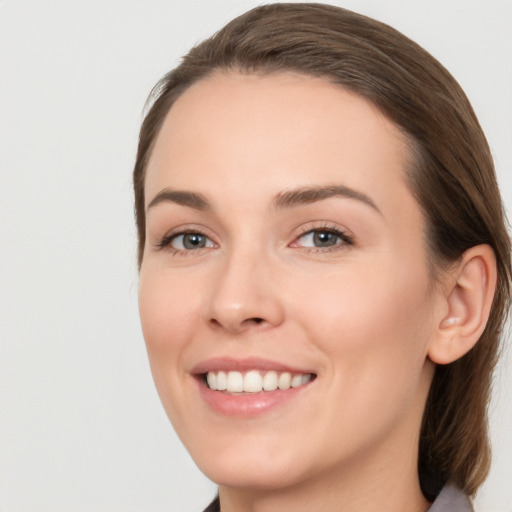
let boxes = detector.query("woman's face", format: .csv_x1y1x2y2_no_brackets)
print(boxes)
139,72,440,491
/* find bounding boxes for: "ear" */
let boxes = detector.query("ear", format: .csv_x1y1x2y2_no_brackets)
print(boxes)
428,244,497,365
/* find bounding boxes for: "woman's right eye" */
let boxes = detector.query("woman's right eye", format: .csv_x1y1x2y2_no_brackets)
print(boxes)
157,232,215,252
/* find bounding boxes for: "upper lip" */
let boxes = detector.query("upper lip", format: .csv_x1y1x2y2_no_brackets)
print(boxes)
191,357,315,375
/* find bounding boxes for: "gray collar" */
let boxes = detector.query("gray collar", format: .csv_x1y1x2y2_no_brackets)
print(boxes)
427,484,473,512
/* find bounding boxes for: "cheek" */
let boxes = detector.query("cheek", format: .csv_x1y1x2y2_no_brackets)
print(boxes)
292,267,435,452
290,261,434,387
138,269,202,381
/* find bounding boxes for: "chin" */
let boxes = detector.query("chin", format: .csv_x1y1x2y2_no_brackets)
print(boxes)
200,458,304,492
187,434,307,491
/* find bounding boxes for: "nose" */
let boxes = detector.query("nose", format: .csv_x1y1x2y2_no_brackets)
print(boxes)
206,248,285,335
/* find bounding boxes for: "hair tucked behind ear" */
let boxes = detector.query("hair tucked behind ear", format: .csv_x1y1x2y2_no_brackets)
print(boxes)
133,3,511,498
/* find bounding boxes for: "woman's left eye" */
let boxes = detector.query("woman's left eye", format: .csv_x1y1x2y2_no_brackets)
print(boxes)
292,228,353,250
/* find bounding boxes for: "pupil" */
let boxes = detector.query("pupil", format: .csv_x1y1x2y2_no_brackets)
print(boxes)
183,233,205,249
313,231,337,247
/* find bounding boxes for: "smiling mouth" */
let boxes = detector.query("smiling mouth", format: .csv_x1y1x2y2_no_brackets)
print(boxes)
203,370,316,393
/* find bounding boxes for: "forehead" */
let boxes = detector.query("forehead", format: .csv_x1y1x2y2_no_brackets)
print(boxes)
145,71,414,217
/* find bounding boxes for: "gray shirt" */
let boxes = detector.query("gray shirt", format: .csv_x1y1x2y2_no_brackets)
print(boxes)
427,484,473,512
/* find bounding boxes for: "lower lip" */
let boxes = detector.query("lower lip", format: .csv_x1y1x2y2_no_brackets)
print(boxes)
196,378,312,418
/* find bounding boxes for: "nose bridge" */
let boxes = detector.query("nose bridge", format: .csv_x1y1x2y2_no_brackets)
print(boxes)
206,242,284,333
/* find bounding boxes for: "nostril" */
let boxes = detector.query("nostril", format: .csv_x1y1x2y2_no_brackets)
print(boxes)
208,316,265,330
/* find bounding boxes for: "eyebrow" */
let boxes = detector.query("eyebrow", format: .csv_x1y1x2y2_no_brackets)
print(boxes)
147,188,211,212
146,184,381,215
273,185,381,214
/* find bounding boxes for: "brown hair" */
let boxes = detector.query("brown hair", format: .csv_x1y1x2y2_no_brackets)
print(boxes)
133,2,511,499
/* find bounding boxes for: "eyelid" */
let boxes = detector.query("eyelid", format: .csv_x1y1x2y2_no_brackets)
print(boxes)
151,221,354,255
153,225,218,253
289,222,355,250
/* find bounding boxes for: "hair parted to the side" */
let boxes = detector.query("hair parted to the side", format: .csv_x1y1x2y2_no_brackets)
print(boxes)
133,2,511,499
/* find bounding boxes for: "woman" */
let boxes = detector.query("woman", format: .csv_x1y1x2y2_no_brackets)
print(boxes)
133,4,510,511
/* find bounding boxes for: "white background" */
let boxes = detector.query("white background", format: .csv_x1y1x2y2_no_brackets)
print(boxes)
0,1,510,511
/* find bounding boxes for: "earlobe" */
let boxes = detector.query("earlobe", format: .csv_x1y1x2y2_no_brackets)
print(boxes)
428,245,497,365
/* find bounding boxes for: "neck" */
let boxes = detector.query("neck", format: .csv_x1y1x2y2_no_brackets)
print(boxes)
218,459,430,512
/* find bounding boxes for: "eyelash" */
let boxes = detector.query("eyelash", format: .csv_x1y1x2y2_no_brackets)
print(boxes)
155,229,215,255
292,224,354,253
154,224,354,255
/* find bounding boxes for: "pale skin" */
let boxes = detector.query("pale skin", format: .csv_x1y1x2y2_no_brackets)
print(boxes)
138,72,496,512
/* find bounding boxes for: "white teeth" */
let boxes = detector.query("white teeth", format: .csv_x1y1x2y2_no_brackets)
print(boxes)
205,369,313,393
301,374,312,385
217,371,227,391
262,371,278,391
291,374,303,388
243,370,263,392
278,372,292,390
227,371,244,392
207,372,217,391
